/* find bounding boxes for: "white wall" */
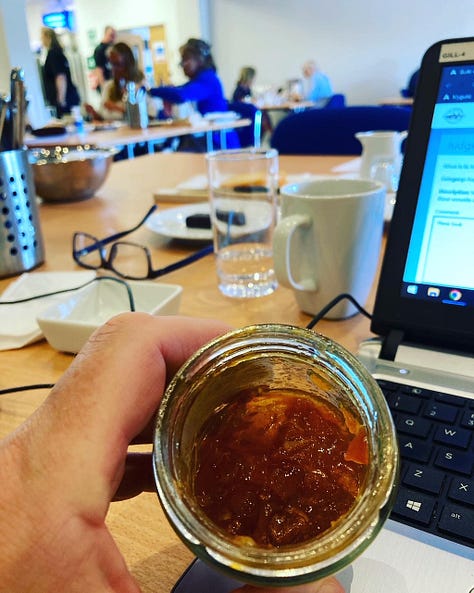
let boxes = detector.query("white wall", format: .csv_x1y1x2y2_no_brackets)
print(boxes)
8,0,474,127
25,0,203,106
209,0,474,104
0,0,50,128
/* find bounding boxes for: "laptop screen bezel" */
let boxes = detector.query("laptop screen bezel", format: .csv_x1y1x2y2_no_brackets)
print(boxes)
371,37,474,352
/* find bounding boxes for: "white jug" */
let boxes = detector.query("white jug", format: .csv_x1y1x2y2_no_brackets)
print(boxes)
355,130,408,190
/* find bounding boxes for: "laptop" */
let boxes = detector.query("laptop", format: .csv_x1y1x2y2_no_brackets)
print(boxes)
171,37,474,592
353,36,474,592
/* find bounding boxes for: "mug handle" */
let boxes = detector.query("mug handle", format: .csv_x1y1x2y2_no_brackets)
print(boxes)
273,214,318,291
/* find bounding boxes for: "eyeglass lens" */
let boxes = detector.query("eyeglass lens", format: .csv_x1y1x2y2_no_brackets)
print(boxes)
109,242,150,280
74,233,104,269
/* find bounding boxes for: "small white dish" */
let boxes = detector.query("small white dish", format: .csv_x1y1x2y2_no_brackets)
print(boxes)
36,279,182,353
0,271,96,350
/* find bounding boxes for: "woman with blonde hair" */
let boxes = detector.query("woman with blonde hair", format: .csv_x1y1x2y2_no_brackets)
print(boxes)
232,66,256,102
40,26,80,118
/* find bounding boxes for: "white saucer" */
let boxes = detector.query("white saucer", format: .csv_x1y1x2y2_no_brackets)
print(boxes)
146,203,213,241
146,200,272,242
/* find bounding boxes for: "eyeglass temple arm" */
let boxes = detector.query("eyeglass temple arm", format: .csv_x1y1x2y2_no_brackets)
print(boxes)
150,244,213,278
77,205,158,255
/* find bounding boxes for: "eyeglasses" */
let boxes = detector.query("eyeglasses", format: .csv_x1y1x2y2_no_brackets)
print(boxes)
73,205,213,280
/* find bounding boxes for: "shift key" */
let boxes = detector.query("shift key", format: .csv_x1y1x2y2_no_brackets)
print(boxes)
438,503,474,544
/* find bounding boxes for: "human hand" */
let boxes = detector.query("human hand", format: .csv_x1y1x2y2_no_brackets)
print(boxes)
0,313,344,593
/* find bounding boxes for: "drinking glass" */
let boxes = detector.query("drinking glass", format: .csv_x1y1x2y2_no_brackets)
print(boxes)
206,148,279,298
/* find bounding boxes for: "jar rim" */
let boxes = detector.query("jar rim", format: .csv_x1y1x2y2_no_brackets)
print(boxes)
153,323,399,584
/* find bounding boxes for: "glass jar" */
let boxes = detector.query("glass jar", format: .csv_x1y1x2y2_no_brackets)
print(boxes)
153,324,399,586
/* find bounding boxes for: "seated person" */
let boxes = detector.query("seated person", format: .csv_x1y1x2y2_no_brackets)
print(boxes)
86,42,158,122
149,38,239,149
301,59,333,106
231,65,272,138
232,66,256,102
401,68,420,98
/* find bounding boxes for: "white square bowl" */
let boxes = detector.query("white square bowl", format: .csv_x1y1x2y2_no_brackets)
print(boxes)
36,279,182,353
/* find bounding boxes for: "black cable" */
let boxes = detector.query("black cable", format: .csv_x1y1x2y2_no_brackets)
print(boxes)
0,276,136,311
1,293,369,396
0,278,136,397
0,383,55,396
305,293,372,330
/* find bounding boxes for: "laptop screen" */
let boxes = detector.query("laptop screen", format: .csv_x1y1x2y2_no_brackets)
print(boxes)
402,64,474,309
371,38,474,352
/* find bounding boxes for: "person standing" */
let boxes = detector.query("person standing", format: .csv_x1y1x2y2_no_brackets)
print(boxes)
40,27,80,118
93,25,117,93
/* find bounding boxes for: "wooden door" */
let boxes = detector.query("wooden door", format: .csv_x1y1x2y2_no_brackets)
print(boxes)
149,24,170,85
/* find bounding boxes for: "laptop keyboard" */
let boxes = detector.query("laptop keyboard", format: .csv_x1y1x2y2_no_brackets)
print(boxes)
376,379,474,549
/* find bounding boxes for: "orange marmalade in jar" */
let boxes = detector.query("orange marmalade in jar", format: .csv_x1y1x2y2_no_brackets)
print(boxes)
193,388,369,548
154,324,399,586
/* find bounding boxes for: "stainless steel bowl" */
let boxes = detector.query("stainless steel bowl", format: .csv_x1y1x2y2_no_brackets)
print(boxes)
29,144,117,203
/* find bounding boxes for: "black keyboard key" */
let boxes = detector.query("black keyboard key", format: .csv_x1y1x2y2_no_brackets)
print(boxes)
434,392,467,406
403,464,444,495
434,425,471,449
435,448,474,475
438,503,474,544
377,379,399,392
376,377,474,548
448,477,474,506
396,414,431,438
398,435,432,462
461,410,474,429
388,393,422,414
392,488,436,525
423,402,458,424
400,385,431,399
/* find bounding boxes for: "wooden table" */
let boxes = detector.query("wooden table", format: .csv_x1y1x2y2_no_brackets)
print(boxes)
0,152,380,593
26,118,252,157
378,97,414,107
255,100,315,112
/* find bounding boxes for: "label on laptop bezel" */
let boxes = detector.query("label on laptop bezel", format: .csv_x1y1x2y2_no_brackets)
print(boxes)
439,41,474,62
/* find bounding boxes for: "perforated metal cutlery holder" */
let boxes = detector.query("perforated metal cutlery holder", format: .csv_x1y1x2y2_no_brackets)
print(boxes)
0,149,45,278
126,100,149,129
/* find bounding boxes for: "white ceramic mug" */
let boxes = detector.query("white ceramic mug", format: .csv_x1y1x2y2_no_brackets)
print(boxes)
273,178,386,319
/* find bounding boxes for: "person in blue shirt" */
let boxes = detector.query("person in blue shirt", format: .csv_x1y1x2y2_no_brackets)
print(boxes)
149,38,239,150
301,59,333,107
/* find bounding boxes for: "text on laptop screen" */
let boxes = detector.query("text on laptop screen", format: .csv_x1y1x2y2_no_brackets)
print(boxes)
402,65,474,309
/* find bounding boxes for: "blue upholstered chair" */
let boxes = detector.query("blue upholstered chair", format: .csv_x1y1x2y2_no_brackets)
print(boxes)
270,105,412,155
227,101,262,148
324,93,346,108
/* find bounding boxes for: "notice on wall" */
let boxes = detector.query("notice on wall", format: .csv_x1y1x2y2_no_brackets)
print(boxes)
153,41,166,62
